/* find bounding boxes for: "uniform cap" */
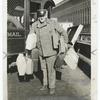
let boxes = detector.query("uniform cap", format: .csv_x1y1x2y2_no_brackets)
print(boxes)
37,9,47,17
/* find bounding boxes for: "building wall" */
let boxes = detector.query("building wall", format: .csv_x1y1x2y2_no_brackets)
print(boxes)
51,0,91,46
51,0,91,26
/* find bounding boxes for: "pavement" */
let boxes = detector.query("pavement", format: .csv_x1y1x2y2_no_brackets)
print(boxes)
8,66,90,100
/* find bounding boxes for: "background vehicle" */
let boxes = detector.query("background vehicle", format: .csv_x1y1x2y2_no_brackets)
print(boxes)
7,0,55,71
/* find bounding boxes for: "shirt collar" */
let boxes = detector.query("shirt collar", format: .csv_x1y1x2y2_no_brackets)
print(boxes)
37,19,50,28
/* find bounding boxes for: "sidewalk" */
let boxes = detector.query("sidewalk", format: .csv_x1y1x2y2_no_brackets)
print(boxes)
8,66,90,100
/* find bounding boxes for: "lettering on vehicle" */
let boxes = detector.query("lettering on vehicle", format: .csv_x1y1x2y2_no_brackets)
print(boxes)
8,32,22,37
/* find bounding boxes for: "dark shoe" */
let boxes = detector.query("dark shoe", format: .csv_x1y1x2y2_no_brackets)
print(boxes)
40,85,48,91
49,88,55,95
25,74,30,82
29,74,34,80
19,76,25,82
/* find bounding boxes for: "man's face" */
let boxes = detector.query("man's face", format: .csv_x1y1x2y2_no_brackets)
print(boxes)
38,14,47,23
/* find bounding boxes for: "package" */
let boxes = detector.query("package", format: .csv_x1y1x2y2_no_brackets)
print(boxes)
25,33,37,50
16,53,34,75
59,36,66,53
26,57,33,74
64,47,79,70
16,53,27,75
54,53,65,69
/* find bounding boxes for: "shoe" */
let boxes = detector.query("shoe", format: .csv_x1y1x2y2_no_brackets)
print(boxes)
29,74,34,80
25,74,30,82
18,76,25,82
49,88,55,95
40,85,47,91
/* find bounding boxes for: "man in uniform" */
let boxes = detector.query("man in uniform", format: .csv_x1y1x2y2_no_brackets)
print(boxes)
30,9,68,94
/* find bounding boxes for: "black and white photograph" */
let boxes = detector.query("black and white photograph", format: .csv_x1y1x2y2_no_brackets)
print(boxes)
1,0,95,100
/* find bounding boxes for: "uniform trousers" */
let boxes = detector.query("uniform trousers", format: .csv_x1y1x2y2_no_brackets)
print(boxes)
39,55,56,89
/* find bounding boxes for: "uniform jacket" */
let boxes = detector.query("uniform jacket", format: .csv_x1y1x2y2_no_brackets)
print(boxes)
30,19,68,57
